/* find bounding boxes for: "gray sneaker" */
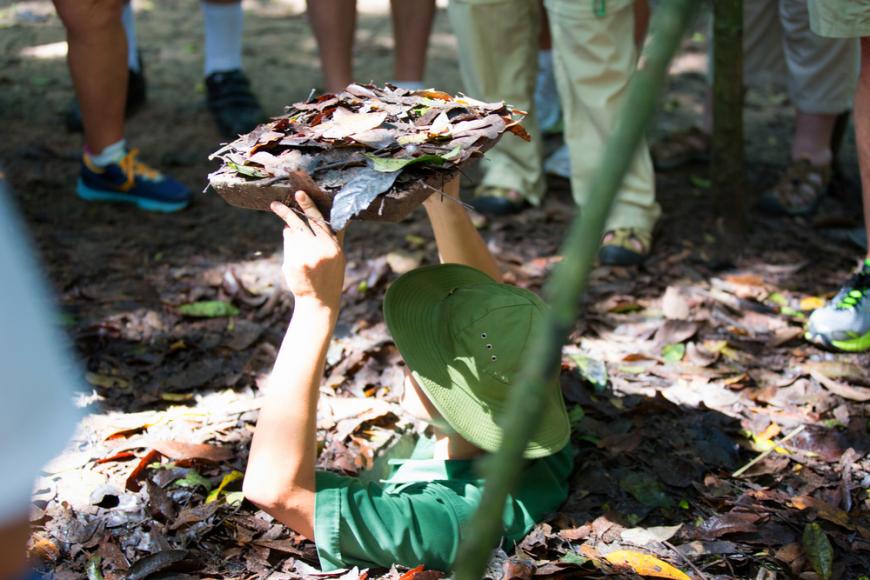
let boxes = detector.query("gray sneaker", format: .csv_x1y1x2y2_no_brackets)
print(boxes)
806,259,870,352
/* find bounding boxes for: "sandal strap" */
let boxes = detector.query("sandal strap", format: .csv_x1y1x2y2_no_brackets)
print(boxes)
768,159,830,211
603,228,651,254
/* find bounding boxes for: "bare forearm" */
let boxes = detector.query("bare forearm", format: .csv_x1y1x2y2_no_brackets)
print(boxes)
244,300,337,538
424,180,502,281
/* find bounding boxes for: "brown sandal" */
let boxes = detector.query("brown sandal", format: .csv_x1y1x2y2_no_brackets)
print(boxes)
758,159,830,217
651,126,711,171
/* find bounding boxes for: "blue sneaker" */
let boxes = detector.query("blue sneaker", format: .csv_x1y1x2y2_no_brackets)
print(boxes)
77,148,190,213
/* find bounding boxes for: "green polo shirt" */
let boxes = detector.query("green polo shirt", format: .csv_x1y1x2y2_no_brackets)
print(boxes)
314,438,574,572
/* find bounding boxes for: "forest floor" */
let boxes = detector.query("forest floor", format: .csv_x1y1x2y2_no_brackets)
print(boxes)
1,1,869,579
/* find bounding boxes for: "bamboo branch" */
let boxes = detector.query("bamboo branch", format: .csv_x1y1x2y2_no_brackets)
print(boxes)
452,2,698,578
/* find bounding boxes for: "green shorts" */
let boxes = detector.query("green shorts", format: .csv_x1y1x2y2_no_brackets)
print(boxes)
808,0,870,38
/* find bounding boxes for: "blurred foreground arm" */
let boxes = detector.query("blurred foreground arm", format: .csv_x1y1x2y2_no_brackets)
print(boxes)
423,177,502,281
243,192,346,540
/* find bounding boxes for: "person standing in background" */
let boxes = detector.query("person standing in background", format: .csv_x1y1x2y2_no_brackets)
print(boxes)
307,0,436,93
450,0,660,266
805,0,870,353
52,0,191,212
64,0,266,140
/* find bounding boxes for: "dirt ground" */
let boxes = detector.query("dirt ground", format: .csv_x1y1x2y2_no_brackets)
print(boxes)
1,1,869,579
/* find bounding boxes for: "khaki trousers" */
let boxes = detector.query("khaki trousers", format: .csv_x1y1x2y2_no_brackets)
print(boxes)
545,0,659,231
447,0,546,204
448,0,660,232
743,0,859,114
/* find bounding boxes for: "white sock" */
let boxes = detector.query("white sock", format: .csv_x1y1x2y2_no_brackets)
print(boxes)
122,3,140,72
201,2,244,76
390,80,425,91
88,139,127,167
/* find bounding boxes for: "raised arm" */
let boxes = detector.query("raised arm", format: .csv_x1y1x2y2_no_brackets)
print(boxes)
243,192,345,540
423,176,502,282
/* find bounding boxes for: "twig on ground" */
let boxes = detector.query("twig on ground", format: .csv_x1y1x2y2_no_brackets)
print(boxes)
662,539,709,580
732,424,805,477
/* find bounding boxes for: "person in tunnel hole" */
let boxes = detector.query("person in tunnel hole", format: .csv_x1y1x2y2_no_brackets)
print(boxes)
242,176,573,572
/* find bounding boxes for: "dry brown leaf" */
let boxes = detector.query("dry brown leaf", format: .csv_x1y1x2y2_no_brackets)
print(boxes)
151,440,234,462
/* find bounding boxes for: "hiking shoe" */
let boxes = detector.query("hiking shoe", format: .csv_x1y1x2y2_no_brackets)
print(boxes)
206,70,267,139
470,185,529,216
65,66,147,133
806,259,870,352
599,228,652,267
77,148,190,213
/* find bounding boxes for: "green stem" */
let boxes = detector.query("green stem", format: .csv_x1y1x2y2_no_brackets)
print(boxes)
452,2,697,578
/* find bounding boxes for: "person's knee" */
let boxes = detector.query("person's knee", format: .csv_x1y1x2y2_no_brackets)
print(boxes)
54,0,123,36
861,38,870,84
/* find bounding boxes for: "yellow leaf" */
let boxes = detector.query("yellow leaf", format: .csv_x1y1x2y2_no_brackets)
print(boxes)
160,392,194,402
85,372,129,389
800,296,826,311
603,550,690,580
205,470,244,504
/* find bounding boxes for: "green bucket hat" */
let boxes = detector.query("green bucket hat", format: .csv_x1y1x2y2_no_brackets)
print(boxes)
384,263,570,459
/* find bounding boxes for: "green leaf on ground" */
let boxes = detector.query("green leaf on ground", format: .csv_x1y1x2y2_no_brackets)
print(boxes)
173,470,213,492
803,523,833,580
620,472,674,509
690,175,711,189
178,300,240,318
662,343,686,363
225,491,245,507
86,556,104,580
560,551,589,566
568,406,585,427
570,353,608,392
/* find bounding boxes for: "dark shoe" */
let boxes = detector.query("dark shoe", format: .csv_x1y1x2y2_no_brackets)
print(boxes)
599,228,651,266
65,65,147,133
206,69,267,139
78,148,190,213
470,185,529,216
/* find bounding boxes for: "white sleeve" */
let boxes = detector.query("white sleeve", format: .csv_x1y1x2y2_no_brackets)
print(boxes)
0,180,80,523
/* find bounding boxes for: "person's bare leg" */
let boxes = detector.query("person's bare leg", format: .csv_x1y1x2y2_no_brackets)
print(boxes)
792,110,836,166
54,0,126,153
858,38,870,260
390,0,435,84
307,0,356,92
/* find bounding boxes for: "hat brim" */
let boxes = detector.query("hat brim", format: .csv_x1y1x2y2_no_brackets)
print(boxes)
384,264,570,459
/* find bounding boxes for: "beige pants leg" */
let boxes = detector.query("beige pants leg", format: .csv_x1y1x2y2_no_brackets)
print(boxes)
544,0,659,233
447,0,545,204
743,0,786,89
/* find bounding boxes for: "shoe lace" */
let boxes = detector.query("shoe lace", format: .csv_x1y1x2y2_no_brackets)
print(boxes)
834,270,870,311
118,148,160,188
